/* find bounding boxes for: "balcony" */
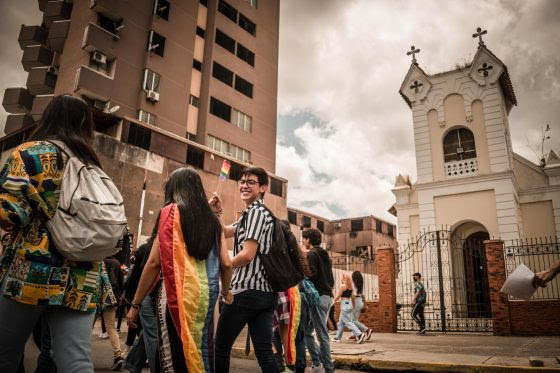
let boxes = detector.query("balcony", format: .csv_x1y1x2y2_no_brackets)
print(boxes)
21,45,54,72
43,1,72,28
445,158,479,178
30,95,54,121
26,67,57,96
38,0,48,12
82,22,119,59
4,114,34,135
90,0,122,21
18,25,48,50
2,88,33,114
74,65,113,102
48,20,70,52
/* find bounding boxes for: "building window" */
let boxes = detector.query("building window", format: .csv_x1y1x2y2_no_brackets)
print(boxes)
127,123,151,150
302,216,311,228
154,0,170,20
138,110,156,126
231,108,251,132
234,75,253,98
209,97,231,122
207,134,229,154
375,219,382,232
218,0,238,22
238,13,256,36
236,43,255,66
288,210,297,225
98,14,122,35
186,146,204,169
244,0,257,8
230,144,251,162
388,225,394,237
193,59,202,71
189,95,199,108
147,30,166,57
196,26,205,38
212,62,233,86
270,177,283,197
215,29,235,54
143,69,161,92
351,219,363,232
229,161,243,181
317,220,324,233
443,128,476,162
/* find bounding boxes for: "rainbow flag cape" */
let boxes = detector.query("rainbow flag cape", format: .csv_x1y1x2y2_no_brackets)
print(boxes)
219,159,231,181
157,203,220,373
285,286,301,365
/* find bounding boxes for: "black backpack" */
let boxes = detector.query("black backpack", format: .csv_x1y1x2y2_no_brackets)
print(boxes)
237,206,304,292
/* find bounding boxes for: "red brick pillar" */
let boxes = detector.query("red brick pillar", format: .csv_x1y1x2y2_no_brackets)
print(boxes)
484,239,511,336
376,246,397,332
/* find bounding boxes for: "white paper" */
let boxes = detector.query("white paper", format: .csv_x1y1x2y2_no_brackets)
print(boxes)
500,263,537,300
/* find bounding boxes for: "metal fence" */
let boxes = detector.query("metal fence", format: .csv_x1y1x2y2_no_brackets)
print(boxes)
504,237,560,300
331,256,379,301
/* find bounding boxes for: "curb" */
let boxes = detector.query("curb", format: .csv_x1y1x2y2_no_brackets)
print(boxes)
231,347,560,372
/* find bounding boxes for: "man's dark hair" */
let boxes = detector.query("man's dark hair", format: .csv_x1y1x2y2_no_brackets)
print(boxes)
302,228,322,246
413,272,422,278
241,167,268,198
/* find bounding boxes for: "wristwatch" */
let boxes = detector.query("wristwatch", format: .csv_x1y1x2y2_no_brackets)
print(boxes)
131,301,141,309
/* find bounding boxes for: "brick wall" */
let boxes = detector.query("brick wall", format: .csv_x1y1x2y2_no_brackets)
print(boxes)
509,300,560,336
484,240,511,336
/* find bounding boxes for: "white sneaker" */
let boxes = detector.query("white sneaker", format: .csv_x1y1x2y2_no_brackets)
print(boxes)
99,332,108,339
330,337,341,343
310,364,324,373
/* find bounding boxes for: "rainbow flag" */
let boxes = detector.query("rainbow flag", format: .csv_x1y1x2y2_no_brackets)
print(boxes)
219,159,231,181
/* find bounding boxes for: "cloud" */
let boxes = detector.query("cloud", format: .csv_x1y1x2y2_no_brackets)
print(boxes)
277,0,560,222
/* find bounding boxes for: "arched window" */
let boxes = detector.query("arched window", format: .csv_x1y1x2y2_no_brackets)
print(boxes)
443,128,476,162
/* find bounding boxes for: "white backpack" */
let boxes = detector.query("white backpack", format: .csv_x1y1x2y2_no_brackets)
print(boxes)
46,141,127,262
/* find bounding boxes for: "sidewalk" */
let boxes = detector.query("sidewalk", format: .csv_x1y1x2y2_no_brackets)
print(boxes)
233,329,560,372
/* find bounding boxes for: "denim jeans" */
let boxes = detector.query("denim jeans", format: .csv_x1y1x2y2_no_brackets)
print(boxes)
304,295,334,372
335,300,363,340
215,290,279,373
125,295,158,373
0,293,95,373
351,296,368,332
34,315,56,373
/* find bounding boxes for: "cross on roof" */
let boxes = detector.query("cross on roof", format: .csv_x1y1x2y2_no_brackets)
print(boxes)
477,62,493,77
410,80,423,93
472,27,487,46
406,45,420,64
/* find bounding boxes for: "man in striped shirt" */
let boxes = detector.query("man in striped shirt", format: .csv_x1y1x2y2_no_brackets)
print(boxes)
210,167,280,373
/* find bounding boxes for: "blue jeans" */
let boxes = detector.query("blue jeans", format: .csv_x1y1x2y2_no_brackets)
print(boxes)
0,294,95,373
336,300,363,340
351,296,368,332
215,290,279,373
125,295,158,373
305,295,334,372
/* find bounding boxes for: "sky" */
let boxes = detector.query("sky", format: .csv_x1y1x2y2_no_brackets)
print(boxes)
0,0,559,223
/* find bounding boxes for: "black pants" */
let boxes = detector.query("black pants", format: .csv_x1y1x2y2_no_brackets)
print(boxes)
412,303,425,329
328,304,337,330
215,290,279,373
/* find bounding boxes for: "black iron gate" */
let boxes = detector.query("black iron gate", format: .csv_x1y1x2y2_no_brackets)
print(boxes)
396,229,493,333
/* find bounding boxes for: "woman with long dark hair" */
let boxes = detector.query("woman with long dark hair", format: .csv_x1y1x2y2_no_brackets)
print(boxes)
350,271,372,341
331,273,365,344
127,167,233,372
0,94,105,372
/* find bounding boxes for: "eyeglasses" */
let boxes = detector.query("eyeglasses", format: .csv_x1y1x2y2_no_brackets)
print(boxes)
238,179,259,187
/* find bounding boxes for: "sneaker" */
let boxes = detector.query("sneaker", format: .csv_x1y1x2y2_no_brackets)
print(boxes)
310,364,324,373
345,335,356,341
417,328,426,335
330,337,341,343
356,333,366,344
110,356,124,371
366,328,373,340
98,332,108,339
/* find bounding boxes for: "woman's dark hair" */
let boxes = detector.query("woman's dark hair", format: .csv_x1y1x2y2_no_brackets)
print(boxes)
147,211,161,244
30,94,102,168
352,271,364,295
302,228,322,246
164,167,222,260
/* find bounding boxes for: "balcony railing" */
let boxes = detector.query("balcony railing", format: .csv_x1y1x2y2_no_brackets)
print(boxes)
90,0,122,21
82,22,119,58
26,67,57,96
48,20,70,52
2,88,33,114
18,25,48,50
444,158,479,178
5,114,34,135
43,0,72,28
21,45,53,72
74,65,113,102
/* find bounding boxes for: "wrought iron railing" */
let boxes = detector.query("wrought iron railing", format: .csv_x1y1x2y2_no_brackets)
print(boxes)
444,158,478,178
504,237,560,300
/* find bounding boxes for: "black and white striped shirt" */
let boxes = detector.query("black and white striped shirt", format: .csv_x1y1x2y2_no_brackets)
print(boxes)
231,199,274,293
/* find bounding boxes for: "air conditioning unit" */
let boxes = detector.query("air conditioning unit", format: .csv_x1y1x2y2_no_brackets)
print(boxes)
146,90,159,102
47,66,59,75
92,51,107,65
334,222,341,229
92,99,108,111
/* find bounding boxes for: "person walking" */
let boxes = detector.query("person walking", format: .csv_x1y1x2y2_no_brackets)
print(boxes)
0,94,111,372
127,167,233,373
210,167,280,373
103,256,126,370
345,271,372,341
412,272,426,334
331,273,366,344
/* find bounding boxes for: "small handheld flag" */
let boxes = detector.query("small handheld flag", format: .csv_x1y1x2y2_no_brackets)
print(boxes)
219,159,231,181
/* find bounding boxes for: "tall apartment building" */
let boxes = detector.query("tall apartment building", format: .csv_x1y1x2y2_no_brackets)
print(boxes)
1,0,284,244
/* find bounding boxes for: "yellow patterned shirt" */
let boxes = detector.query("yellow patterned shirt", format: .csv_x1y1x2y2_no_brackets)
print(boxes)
0,141,102,311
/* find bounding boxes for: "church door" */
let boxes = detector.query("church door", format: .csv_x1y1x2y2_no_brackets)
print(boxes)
463,231,492,318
